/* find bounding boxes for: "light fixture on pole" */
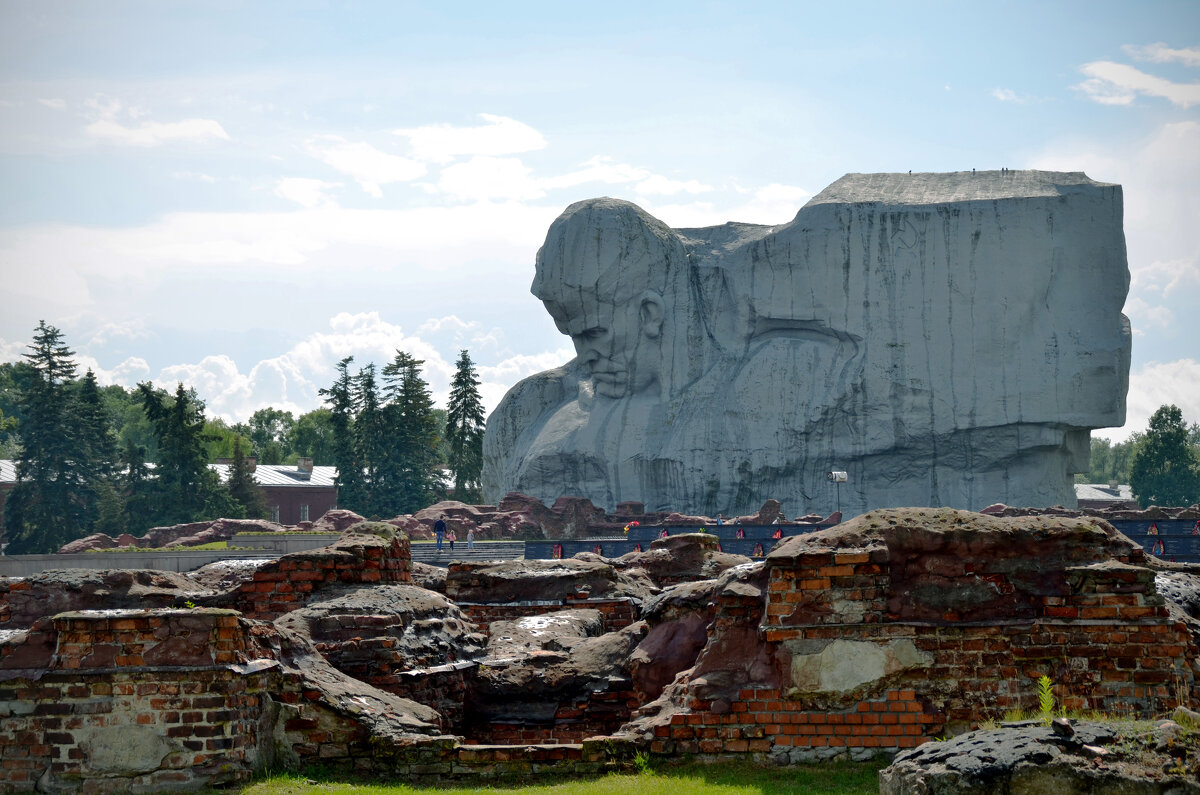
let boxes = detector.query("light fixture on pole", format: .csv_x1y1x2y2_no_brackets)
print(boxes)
827,470,848,514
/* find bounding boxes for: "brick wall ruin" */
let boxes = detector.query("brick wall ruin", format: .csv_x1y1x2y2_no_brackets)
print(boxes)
0,509,1197,789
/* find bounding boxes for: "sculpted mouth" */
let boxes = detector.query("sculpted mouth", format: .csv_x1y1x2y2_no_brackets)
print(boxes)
589,368,625,383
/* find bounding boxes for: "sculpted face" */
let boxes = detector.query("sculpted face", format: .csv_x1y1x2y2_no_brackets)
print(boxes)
544,291,665,399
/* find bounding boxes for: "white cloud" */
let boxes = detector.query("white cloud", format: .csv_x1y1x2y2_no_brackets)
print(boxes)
274,177,340,209
1123,295,1175,334
1096,358,1200,442
1123,43,1200,68
395,113,546,164
306,135,426,197
645,183,810,228
419,315,479,336
85,355,151,388
1131,256,1200,298
438,156,544,202
37,98,66,110
991,88,1021,103
85,320,149,347
85,117,230,146
541,156,650,190
1075,61,1200,108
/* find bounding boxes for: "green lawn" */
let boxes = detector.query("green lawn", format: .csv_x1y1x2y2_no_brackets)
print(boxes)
241,759,887,795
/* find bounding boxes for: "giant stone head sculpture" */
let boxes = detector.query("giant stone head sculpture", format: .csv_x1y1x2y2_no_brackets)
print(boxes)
483,171,1131,516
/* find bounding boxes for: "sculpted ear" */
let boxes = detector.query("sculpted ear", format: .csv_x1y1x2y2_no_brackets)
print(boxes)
639,292,664,338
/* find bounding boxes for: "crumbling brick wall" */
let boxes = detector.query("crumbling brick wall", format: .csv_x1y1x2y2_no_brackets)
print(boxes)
641,510,1199,763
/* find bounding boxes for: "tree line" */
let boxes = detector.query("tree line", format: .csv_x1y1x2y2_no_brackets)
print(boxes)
1078,405,1200,508
0,322,486,553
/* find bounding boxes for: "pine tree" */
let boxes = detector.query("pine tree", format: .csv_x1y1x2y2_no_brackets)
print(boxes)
382,351,444,515
445,349,486,503
226,437,269,520
3,322,93,554
1130,405,1200,508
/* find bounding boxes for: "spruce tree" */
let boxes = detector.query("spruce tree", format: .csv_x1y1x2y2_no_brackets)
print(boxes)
445,349,486,503
320,357,363,513
1130,405,1200,508
74,369,118,529
118,438,155,535
137,382,237,525
353,363,387,517
382,351,443,515
3,322,93,554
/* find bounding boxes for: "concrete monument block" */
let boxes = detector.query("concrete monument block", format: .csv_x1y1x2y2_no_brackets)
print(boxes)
483,171,1131,515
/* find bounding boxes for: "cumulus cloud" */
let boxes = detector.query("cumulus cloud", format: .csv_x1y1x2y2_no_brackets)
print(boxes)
1075,61,1200,108
438,156,544,202
394,113,546,164
1097,358,1200,442
274,177,341,209
95,311,566,424
991,88,1021,102
306,135,426,197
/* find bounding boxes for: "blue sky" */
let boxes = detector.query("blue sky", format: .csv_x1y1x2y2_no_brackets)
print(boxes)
0,1,1197,442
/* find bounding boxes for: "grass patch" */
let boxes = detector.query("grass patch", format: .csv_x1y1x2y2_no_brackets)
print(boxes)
239,759,887,795
86,541,236,552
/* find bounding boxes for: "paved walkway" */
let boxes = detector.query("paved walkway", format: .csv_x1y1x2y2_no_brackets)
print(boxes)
408,540,526,564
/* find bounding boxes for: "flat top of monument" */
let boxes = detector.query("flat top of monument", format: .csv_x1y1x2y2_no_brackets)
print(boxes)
806,170,1113,207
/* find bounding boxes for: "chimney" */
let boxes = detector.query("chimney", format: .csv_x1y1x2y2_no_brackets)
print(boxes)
247,456,257,473
297,457,313,474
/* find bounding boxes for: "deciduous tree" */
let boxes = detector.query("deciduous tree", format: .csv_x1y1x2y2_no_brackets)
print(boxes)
1130,405,1200,508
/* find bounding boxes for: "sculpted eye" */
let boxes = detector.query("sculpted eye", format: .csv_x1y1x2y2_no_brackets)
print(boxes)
580,328,606,341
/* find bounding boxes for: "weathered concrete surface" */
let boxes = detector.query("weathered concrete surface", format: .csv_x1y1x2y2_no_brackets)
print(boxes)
484,171,1131,515
613,533,750,587
468,610,646,727
879,719,1200,794
275,584,486,673
444,557,655,604
0,569,210,628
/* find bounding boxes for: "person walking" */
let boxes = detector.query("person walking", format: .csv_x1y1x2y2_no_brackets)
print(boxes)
434,517,446,552
447,528,457,551
467,526,475,550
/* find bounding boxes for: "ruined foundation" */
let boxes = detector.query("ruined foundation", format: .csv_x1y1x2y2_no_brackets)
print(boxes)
0,510,1196,790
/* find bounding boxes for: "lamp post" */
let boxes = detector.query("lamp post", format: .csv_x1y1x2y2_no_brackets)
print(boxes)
827,470,848,515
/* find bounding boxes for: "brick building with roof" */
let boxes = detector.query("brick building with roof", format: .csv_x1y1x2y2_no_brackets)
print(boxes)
0,457,338,531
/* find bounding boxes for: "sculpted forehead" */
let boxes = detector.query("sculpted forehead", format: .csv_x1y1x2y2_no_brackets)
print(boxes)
532,197,680,307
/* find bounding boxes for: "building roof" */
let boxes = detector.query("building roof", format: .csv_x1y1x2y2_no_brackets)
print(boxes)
1074,483,1134,502
0,459,336,489
209,463,337,488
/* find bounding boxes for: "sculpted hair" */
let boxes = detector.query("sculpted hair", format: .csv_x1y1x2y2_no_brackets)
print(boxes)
532,197,684,307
